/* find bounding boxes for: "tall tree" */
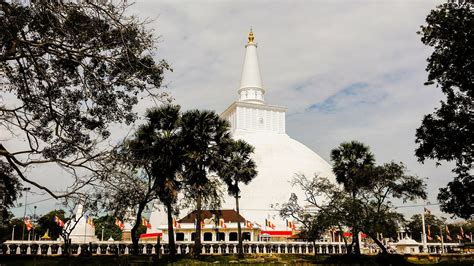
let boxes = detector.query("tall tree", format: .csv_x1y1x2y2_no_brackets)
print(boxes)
180,110,231,257
357,162,427,253
415,2,473,219
0,1,169,199
330,140,375,254
220,140,257,258
125,105,183,258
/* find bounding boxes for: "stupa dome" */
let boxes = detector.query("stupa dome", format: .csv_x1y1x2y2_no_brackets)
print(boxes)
220,30,336,228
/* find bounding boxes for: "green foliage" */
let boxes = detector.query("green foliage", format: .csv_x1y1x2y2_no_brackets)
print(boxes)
281,142,426,254
220,140,257,197
0,161,21,223
36,209,67,240
330,140,375,194
415,2,473,219
93,215,122,241
0,1,169,198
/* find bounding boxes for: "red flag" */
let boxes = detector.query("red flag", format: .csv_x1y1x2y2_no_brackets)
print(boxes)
446,225,452,241
54,216,65,227
115,218,124,231
265,219,276,230
217,218,226,229
142,218,152,229
24,218,33,231
427,225,432,240
245,220,253,229
173,218,181,229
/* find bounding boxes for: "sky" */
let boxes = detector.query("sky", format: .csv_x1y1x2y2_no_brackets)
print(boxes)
9,0,459,221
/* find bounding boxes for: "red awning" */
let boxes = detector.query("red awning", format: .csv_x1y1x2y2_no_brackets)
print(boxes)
260,230,293,236
140,232,163,239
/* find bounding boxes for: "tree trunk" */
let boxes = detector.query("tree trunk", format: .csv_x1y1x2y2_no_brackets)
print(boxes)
337,225,349,254
369,233,387,254
131,202,146,255
236,193,243,259
353,231,361,255
194,195,202,258
166,202,177,259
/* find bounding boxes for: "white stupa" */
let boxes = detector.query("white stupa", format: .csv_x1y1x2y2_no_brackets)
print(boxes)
66,204,97,243
219,30,336,227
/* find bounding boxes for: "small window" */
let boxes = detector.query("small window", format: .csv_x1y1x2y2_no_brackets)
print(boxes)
191,233,196,241
176,233,184,241
242,232,251,241
217,232,225,241
204,232,213,241
229,232,238,241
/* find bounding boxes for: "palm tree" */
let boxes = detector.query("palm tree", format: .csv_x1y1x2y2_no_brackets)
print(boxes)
126,105,183,258
330,140,374,255
180,110,231,257
220,140,257,258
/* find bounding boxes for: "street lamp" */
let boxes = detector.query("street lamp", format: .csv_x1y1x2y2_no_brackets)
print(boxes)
21,187,31,241
101,226,105,241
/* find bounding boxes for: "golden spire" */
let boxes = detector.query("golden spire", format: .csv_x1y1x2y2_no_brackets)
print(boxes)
248,28,254,43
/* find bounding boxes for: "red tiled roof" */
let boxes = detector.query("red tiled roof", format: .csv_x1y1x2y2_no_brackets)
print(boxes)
178,209,246,223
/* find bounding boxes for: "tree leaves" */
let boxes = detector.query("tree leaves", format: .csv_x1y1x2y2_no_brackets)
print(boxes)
415,2,473,219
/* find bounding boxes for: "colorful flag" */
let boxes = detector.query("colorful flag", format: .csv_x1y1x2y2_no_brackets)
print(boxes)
286,220,296,230
24,218,33,231
115,218,124,231
245,220,253,229
54,216,65,227
460,226,465,239
142,218,151,229
200,220,205,229
173,218,181,229
265,219,275,230
436,235,441,241
446,225,452,241
219,218,227,229
87,217,95,227
427,225,432,240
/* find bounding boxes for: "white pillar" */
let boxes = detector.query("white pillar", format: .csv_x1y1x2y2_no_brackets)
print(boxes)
421,211,428,253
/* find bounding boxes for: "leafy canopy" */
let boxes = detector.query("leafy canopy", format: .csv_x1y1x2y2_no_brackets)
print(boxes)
415,2,473,219
0,1,169,198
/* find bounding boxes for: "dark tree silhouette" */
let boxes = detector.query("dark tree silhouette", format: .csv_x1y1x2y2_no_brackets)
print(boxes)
180,110,231,257
415,2,473,219
0,1,169,199
220,140,257,258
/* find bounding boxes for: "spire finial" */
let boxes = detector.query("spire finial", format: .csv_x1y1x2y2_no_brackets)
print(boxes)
248,28,254,43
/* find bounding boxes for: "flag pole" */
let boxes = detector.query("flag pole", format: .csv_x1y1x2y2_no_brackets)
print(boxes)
439,225,444,254
421,210,428,253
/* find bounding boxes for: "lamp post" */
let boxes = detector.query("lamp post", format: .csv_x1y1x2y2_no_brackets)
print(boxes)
101,226,104,241
21,187,31,241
